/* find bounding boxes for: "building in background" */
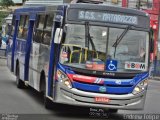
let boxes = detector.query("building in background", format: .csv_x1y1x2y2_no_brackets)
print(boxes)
102,0,153,8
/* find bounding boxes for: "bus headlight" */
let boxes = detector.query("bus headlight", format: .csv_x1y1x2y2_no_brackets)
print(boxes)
57,69,72,89
132,79,148,95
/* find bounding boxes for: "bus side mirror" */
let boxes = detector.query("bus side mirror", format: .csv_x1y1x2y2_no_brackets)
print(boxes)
54,28,63,44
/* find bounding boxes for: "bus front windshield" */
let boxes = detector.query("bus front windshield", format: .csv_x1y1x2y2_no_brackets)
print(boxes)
60,24,149,73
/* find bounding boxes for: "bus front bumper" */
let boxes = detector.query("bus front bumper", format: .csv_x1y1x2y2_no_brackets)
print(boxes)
53,84,147,110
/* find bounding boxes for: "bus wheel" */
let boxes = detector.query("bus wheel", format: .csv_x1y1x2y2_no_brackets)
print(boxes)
16,65,25,88
44,96,53,109
108,109,118,113
43,80,52,109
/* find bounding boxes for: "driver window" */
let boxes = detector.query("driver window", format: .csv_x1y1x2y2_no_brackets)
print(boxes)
43,14,54,45
18,15,29,40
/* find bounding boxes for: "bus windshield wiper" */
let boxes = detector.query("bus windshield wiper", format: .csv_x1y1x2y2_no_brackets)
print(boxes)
112,26,131,58
85,22,96,51
112,26,131,47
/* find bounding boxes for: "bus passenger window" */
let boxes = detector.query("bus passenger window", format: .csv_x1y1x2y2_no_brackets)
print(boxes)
43,31,51,45
37,15,45,29
42,14,54,45
18,15,25,38
11,15,16,37
18,15,29,40
33,29,43,43
33,14,53,45
46,14,54,30
33,14,45,43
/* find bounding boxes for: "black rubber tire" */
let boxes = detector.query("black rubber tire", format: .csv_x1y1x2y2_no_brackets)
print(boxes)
44,96,53,109
16,65,25,89
42,78,53,109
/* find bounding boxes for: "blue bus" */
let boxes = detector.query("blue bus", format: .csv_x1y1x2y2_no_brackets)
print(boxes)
7,2,151,112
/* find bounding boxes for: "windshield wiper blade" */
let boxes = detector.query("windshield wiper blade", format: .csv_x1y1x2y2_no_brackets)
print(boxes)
88,33,96,51
112,26,131,58
112,26,131,47
85,22,96,51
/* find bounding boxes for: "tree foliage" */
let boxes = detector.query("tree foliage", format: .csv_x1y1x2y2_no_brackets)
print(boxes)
0,11,9,31
0,0,14,9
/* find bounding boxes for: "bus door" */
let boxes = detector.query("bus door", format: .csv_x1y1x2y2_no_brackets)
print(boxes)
48,10,66,98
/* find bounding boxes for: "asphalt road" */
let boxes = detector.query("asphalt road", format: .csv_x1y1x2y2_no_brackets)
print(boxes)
0,60,160,120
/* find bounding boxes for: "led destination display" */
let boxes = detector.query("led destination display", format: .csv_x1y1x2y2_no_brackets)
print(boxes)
78,10,138,25
67,6,150,30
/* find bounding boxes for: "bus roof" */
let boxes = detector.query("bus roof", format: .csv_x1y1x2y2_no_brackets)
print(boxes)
14,5,66,14
14,6,45,13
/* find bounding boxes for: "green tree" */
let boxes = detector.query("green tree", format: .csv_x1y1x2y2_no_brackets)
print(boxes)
0,0,14,9
0,11,9,31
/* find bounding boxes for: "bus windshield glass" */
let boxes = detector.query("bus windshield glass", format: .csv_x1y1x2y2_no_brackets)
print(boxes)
60,24,149,73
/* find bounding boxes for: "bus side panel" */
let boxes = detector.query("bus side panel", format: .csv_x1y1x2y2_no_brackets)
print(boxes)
29,43,50,91
15,39,26,81
29,42,40,89
6,38,13,71
7,53,12,70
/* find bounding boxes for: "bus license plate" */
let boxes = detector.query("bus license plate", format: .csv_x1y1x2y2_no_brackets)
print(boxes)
95,97,110,103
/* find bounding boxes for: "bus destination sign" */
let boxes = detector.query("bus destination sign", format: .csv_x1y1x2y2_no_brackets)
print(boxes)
78,10,138,25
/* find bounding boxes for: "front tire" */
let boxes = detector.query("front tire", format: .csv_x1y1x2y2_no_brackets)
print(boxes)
42,78,52,109
44,96,53,109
